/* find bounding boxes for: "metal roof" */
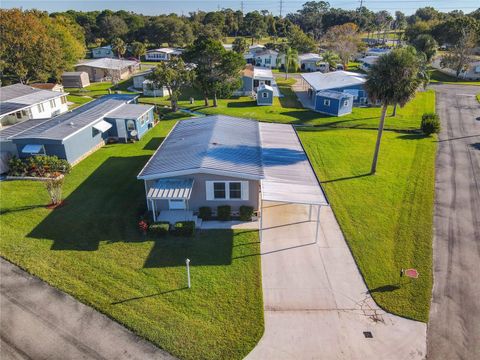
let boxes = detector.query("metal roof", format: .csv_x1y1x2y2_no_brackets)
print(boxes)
301,71,366,92
253,67,274,80
258,84,274,92
12,94,138,142
316,90,353,100
1,84,67,116
147,178,194,200
259,122,328,206
0,118,51,141
62,72,87,77
106,104,153,119
359,56,379,65
76,58,138,70
147,48,183,55
298,53,322,62
138,115,264,180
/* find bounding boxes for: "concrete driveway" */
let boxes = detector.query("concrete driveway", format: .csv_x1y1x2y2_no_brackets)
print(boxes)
427,84,480,359
0,258,175,360
245,202,426,360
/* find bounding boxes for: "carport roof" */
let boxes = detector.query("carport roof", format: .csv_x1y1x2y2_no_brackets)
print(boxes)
259,122,328,206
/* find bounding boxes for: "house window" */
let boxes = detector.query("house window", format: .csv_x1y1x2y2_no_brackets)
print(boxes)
343,100,349,107
214,182,226,199
37,103,45,112
229,182,242,199
60,96,67,104
323,99,331,106
265,58,271,65
262,92,269,98
50,99,56,108
126,120,136,131
16,112,22,119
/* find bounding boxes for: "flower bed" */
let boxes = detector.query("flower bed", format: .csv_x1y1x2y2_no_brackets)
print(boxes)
7,155,70,179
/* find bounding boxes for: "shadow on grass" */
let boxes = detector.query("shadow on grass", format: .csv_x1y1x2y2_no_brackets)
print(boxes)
143,137,165,150
226,100,258,108
398,133,429,141
28,156,150,251
369,284,401,293
0,204,46,215
111,286,188,305
322,173,371,184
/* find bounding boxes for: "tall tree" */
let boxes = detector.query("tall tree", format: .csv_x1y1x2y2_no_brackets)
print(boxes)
111,37,126,58
130,41,146,60
440,28,477,79
287,25,317,53
183,36,245,107
146,58,194,112
365,47,425,174
232,37,248,54
276,46,298,79
412,34,437,63
323,23,362,68
98,15,128,41
321,50,341,71
243,11,267,45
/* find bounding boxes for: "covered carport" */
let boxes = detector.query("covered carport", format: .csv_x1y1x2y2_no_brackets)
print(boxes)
258,122,329,242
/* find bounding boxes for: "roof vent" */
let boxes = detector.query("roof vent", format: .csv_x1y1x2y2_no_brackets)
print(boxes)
70,122,74,127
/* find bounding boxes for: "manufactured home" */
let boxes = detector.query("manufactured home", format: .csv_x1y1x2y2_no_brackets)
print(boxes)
92,45,115,59
137,115,328,228
145,48,183,61
132,70,169,97
75,59,140,82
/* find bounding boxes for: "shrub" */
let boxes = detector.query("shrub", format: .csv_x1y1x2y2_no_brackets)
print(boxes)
149,222,170,236
421,113,441,135
7,156,28,176
8,155,70,177
239,206,254,221
173,221,195,237
217,205,231,221
198,206,212,220
45,177,64,205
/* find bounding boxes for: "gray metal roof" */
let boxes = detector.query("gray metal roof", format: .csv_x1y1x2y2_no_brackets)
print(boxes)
76,58,138,70
301,71,366,91
106,104,153,119
62,72,87,77
147,178,194,200
0,118,51,141
138,115,264,180
259,122,328,206
316,90,352,100
12,94,138,142
1,84,67,116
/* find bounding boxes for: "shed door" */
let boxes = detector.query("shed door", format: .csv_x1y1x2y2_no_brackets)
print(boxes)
116,119,127,140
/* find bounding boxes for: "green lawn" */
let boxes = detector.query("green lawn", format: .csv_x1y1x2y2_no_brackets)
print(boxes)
65,79,137,99
66,94,92,109
477,94,480,103
0,120,263,360
429,68,480,86
140,81,435,131
298,128,435,322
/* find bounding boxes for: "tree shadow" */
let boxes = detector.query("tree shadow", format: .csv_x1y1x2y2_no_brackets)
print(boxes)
398,133,430,141
369,284,400,293
0,204,46,215
28,156,150,251
322,173,371,184
111,286,188,305
226,100,258,108
143,230,233,268
143,137,165,150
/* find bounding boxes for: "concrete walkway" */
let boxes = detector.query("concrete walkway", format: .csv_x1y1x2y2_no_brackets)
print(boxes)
245,202,426,360
290,77,314,109
0,258,176,360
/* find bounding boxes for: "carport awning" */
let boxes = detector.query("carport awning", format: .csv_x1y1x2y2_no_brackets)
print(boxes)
259,122,328,206
147,178,194,200
21,144,44,154
93,120,112,133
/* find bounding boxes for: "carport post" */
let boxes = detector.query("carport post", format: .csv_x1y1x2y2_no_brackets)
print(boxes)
315,205,321,243
259,198,263,242
151,199,156,222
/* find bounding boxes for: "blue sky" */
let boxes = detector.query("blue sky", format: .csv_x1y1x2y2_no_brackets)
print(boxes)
1,0,478,16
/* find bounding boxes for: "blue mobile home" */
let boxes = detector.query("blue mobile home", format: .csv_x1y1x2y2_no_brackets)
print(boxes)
314,91,353,116
301,71,368,115
2,94,154,165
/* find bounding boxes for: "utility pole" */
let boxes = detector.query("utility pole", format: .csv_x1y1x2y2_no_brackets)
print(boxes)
241,1,244,13
359,0,364,9
279,0,283,17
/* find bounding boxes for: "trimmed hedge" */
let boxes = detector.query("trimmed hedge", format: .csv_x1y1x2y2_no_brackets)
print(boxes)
149,222,170,236
217,205,231,221
173,221,195,237
198,206,212,220
421,113,441,135
239,206,254,221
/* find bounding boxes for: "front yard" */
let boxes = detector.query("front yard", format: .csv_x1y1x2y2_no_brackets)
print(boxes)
0,120,264,360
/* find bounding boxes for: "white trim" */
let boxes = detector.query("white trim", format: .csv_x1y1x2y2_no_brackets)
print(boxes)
205,180,249,201
138,168,263,181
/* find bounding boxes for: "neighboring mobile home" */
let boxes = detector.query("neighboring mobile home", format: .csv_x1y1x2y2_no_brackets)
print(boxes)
358,56,379,72
300,71,368,114
61,72,91,88
1,94,154,166
137,115,328,229
245,49,279,68
132,70,169,97
298,53,327,72
238,65,280,97
92,45,115,59
0,83,69,127
75,59,140,82
145,48,183,61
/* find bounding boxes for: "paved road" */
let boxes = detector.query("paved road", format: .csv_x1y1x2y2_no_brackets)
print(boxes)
427,85,480,360
245,202,426,360
0,258,176,360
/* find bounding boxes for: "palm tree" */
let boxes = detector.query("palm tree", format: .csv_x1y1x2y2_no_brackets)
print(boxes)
365,47,425,174
277,46,298,79
111,38,126,58
321,50,340,72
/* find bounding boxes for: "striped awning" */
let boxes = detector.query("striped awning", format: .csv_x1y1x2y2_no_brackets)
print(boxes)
147,178,194,200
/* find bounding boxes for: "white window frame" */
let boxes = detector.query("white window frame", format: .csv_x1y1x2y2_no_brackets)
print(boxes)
37,103,45,112
323,99,331,106
262,92,269,98
126,119,136,131
343,100,349,107
50,99,56,108
206,181,249,201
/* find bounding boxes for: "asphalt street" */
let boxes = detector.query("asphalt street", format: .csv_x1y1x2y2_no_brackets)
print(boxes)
427,84,480,360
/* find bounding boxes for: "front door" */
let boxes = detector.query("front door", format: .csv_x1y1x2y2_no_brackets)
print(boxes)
169,199,186,210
